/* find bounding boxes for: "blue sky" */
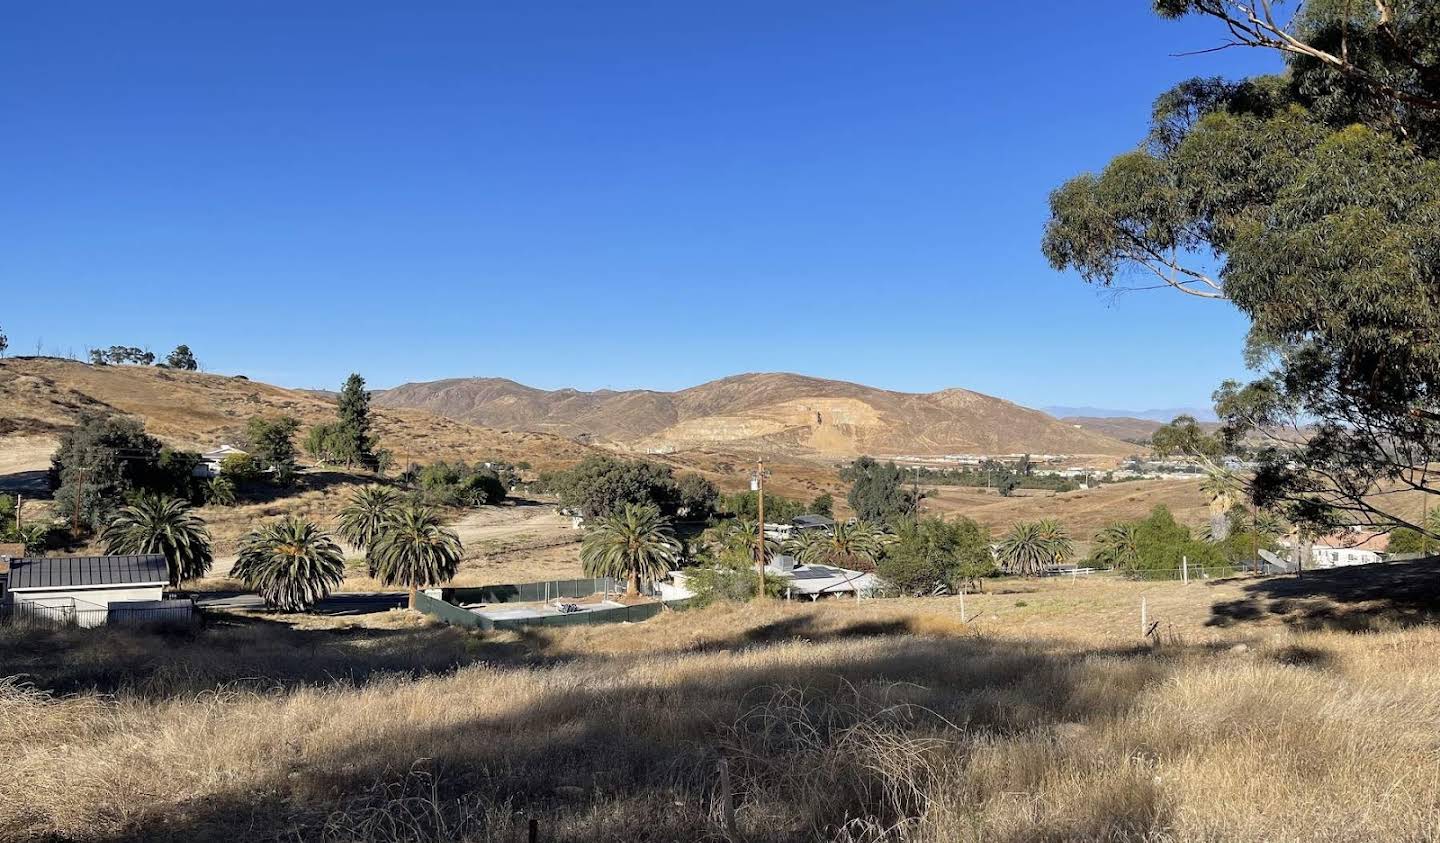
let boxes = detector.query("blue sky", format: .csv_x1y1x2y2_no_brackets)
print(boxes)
1,2,1279,409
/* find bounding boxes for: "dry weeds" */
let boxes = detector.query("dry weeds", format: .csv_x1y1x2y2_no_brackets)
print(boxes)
2,573,1439,841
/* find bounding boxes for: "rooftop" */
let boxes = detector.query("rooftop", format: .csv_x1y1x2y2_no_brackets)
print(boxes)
8,554,169,590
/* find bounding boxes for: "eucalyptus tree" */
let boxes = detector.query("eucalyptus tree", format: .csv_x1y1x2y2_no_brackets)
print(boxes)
1044,1,1440,535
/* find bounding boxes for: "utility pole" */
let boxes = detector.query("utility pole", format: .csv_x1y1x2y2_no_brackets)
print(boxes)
753,458,766,597
912,466,921,522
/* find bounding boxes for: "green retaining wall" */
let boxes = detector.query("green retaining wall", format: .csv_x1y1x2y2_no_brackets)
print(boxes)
442,577,625,606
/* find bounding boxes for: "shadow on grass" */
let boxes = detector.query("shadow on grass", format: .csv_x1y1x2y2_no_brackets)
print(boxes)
84,629,1179,843
1207,558,1440,632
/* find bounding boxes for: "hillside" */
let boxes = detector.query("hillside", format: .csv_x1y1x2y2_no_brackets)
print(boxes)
0,357,595,471
1061,415,1168,443
376,373,1135,459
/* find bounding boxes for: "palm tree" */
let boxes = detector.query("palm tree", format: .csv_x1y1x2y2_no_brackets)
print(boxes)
232,517,346,611
1091,522,1140,570
1201,468,1242,541
102,493,214,586
794,520,888,571
997,520,1072,577
337,484,402,575
580,503,681,596
370,504,464,609
715,518,779,563
781,528,827,561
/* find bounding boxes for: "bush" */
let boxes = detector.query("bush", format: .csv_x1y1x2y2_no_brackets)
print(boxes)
685,555,786,606
414,461,507,507
877,516,995,594
220,452,263,483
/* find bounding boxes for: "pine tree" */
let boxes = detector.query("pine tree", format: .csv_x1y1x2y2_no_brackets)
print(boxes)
336,373,378,470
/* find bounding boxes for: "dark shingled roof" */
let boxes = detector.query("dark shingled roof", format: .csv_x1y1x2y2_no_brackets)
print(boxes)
8,555,168,590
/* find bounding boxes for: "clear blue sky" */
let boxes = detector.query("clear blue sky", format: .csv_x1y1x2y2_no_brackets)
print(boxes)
1,2,1279,410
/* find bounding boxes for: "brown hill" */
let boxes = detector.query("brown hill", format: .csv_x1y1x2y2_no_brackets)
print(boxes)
376,373,1135,459
0,358,594,471
1061,416,1170,443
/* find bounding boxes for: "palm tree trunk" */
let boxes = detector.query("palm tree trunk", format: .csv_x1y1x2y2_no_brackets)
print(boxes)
408,585,417,610
628,571,639,596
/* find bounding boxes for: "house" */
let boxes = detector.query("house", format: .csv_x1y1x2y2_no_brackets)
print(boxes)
658,555,880,602
791,514,835,532
193,444,247,478
1289,529,1391,568
6,554,170,627
767,555,880,599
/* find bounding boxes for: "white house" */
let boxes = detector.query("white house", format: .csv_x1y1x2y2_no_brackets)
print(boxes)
659,555,880,602
193,444,247,478
6,554,169,627
1307,530,1390,568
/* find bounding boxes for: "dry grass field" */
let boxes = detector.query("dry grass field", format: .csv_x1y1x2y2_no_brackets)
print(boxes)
4,562,1440,842
923,478,1211,537
0,357,596,470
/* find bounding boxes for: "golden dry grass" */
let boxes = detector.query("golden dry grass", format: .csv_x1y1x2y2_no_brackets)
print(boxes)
924,477,1211,536
4,566,1440,841
0,357,596,470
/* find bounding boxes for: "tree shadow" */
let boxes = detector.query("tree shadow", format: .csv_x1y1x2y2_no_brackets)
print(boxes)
1207,558,1440,632
0,469,50,496
81,630,1182,843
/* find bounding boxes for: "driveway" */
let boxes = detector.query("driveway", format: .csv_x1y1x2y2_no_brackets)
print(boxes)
196,590,407,615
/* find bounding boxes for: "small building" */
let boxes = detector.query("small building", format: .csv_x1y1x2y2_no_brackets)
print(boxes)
1307,530,1390,568
6,554,170,627
193,444,247,478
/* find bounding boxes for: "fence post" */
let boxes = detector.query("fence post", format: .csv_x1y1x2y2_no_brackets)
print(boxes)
1182,555,1189,585
528,817,538,843
959,588,966,623
718,758,737,838
1140,596,1148,638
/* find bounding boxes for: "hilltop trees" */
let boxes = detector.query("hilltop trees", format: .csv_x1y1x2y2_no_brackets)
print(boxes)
0,325,7,357
233,517,346,612
165,345,198,370
580,503,681,596
1043,2,1440,534
102,493,214,586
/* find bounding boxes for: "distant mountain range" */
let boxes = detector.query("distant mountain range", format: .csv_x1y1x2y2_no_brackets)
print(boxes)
375,373,1136,458
1042,405,1217,423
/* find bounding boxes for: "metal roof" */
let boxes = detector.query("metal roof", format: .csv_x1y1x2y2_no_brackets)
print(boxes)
791,515,835,529
8,555,169,590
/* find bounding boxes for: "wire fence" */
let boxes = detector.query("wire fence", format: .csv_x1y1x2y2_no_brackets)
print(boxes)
441,577,628,606
0,600,199,629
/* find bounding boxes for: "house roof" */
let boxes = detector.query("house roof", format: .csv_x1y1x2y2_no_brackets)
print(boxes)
1314,531,1390,552
792,515,835,529
8,555,169,590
